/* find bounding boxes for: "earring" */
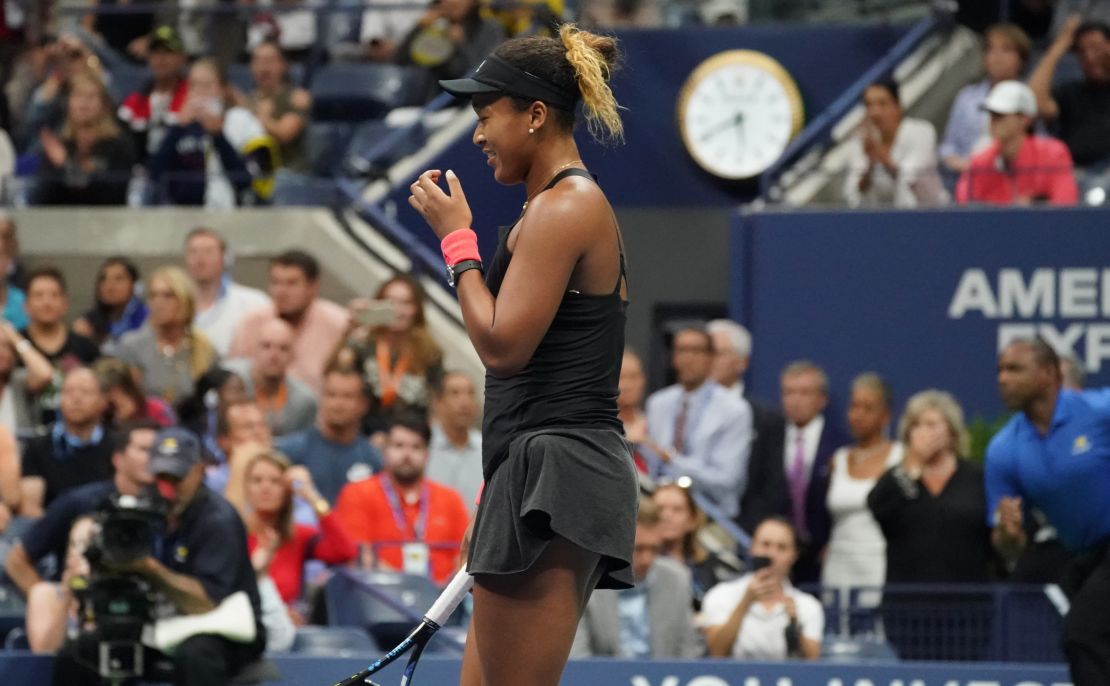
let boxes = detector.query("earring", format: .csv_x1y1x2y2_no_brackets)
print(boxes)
528,128,534,134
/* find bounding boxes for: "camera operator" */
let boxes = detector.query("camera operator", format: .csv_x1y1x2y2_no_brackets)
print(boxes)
50,427,266,685
5,420,160,652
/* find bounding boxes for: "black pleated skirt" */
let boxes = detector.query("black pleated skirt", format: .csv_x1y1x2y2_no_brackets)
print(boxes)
467,427,639,590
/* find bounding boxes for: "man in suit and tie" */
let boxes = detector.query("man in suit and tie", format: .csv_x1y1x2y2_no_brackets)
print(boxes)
571,497,702,658
741,361,843,583
644,327,753,520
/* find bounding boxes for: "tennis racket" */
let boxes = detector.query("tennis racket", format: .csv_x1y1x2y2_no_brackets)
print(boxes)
331,567,474,686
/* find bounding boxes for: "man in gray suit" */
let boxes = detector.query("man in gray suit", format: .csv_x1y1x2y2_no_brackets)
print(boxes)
571,497,703,658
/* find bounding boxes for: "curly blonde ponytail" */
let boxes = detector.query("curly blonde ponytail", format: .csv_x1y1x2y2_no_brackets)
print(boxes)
559,25,624,144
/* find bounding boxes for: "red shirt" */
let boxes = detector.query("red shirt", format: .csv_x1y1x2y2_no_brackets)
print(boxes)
956,135,1079,206
335,474,469,585
247,512,358,603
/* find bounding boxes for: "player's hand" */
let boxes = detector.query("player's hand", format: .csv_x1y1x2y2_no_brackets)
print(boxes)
409,169,474,240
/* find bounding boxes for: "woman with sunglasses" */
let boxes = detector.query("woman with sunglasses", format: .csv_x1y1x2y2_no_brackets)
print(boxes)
407,25,636,686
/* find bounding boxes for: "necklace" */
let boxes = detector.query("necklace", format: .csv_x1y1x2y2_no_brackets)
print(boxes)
521,159,584,210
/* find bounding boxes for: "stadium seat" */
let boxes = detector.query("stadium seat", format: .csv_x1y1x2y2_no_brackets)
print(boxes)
107,63,153,108
821,635,899,662
310,64,425,122
290,626,379,657
323,570,459,648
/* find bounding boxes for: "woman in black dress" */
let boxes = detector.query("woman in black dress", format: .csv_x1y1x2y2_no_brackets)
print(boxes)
407,25,637,686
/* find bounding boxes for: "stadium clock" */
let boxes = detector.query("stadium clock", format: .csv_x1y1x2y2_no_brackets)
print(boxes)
676,50,804,180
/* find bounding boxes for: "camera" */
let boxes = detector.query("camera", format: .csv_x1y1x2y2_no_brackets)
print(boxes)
71,492,166,683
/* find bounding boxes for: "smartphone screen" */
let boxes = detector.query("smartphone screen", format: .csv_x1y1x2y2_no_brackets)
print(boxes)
750,555,772,572
354,299,396,327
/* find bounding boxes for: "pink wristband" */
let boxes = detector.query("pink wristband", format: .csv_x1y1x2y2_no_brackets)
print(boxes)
441,229,482,267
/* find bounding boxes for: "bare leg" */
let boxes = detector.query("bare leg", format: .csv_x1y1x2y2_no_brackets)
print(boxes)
26,582,70,653
459,536,604,686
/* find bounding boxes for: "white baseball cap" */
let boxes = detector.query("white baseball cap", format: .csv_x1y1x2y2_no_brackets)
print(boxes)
981,80,1037,116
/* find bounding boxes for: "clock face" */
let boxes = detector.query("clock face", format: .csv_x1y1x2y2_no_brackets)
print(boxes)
677,51,803,180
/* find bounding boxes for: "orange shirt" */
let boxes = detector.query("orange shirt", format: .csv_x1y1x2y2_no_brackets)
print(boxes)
335,474,469,585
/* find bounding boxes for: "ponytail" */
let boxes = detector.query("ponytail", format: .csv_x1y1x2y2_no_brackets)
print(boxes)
559,25,623,144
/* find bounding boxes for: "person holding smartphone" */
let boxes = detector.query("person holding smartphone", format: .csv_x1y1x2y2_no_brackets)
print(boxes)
699,516,823,660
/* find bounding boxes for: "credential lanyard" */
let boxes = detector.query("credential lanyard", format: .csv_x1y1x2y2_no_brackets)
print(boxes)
380,478,430,541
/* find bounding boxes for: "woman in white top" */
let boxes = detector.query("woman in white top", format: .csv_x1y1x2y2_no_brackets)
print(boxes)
700,517,824,661
822,373,903,606
843,80,947,208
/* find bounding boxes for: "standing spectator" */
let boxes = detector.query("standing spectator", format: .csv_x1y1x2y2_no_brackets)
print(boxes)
91,357,176,428
184,227,270,357
653,480,741,611
229,250,348,394
334,415,469,585
742,361,844,583
238,450,357,607
843,80,947,208
276,367,383,507
118,25,189,159
618,348,650,473
20,267,101,430
395,0,506,103
821,373,902,604
956,80,1079,205
700,517,823,661
0,215,26,289
643,327,752,520
426,370,483,514
112,266,219,405
18,367,112,516
72,256,149,348
1028,18,1110,170
34,70,136,206
868,389,993,583
571,497,701,659
225,318,317,438
246,40,312,174
148,59,264,208
939,23,1031,175
24,34,104,136
0,241,26,328
0,322,51,435
989,339,1110,686
334,275,443,435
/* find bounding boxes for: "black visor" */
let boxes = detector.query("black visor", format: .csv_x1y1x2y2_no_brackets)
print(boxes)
439,55,579,111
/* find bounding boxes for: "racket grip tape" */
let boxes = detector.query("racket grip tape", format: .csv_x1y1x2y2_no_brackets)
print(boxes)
425,567,474,626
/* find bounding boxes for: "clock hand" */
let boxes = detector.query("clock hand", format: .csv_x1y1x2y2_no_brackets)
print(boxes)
698,111,745,144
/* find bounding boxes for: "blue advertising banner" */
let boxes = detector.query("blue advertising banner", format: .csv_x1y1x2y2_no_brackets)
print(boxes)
0,654,1072,686
731,207,1110,422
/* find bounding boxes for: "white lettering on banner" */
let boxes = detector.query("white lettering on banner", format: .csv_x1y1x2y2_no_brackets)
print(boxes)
951,268,1110,372
629,676,1070,686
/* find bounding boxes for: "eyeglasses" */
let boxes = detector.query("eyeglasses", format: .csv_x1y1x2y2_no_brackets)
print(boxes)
148,289,177,300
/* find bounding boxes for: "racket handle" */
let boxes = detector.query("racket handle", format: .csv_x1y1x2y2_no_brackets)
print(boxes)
425,567,474,626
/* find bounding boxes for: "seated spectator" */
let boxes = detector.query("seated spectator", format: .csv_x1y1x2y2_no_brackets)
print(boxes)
868,389,993,584
644,327,752,520
92,357,177,428
229,250,349,394
0,242,26,328
118,25,189,159
148,59,264,208
618,348,650,473
3,421,157,652
276,367,383,507
185,227,270,357
0,320,51,434
72,256,149,348
821,373,902,604
18,367,112,516
225,318,317,437
335,415,468,585
20,267,101,430
843,80,947,208
238,450,357,609
395,0,506,102
209,397,273,498
0,425,20,532
177,367,251,462
426,371,482,514
333,275,443,435
34,69,137,206
700,517,823,660
245,40,312,175
0,215,27,289
1029,17,1110,170
24,34,104,136
956,80,1079,205
654,480,742,611
359,0,427,62
571,496,701,659
939,23,1031,175
112,266,219,406
0,127,12,199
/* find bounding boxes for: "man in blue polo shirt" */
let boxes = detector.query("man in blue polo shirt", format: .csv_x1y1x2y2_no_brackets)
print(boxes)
987,338,1110,686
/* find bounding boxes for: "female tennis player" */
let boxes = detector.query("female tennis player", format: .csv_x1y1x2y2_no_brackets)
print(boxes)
406,25,638,686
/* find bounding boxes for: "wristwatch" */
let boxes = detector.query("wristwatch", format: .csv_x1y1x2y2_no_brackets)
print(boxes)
447,260,483,287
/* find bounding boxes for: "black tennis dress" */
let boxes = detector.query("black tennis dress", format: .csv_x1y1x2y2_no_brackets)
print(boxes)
467,168,639,589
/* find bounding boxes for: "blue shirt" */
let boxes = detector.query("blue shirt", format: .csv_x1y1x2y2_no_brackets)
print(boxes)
2,286,27,330
985,389,1110,552
276,427,383,504
617,583,651,659
938,80,991,161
